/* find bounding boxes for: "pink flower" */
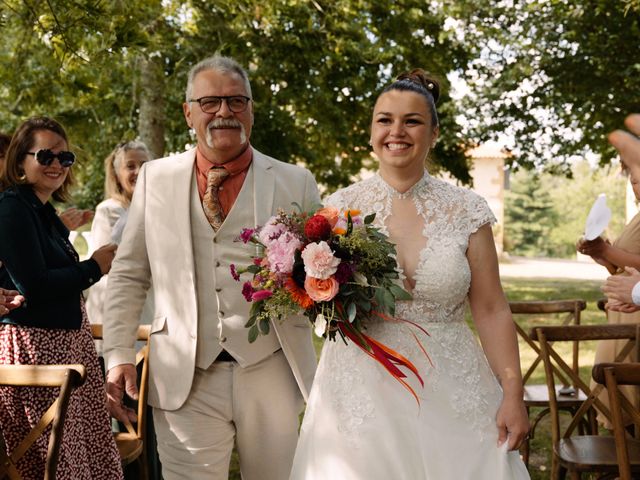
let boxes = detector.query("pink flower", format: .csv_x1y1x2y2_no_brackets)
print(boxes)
230,264,240,281
258,217,287,247
252,289,273,301
266,232,303,273
304,276,339,302
242,282,254,301
301,241,341,279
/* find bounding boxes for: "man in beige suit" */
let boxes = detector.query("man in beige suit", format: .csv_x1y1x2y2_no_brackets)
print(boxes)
103,55,320,480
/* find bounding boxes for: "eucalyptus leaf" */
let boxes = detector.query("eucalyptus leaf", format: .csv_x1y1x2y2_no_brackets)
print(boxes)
347,302,357,323
248,324,259,343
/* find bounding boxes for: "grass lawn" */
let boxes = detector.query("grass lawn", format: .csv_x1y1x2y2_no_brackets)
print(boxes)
227,277,608,479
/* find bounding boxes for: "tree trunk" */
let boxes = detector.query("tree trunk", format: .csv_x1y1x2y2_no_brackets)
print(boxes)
137,55,165,159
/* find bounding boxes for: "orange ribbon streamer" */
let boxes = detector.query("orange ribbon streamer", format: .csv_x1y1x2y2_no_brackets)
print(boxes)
337,323,424,404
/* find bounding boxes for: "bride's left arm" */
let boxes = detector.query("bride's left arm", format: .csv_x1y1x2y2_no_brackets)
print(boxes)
467,224,530,451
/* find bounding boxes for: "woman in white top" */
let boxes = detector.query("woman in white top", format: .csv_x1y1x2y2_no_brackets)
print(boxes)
86,141,153,329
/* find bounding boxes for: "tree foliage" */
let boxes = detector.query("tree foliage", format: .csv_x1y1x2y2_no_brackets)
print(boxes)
0,0,473,207
505,162,626,257
448,0,640,174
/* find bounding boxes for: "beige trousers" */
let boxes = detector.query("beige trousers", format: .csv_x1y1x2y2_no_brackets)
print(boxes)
153,350,304,480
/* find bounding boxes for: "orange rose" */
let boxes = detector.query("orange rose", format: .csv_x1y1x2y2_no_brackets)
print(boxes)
315,206,340,228
304,276,339,302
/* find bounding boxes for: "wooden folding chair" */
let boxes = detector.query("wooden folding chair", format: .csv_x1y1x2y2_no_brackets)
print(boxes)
534,324,640,479
0,364,87,480
91,324,150,480
592,362,640,480
509,299,587,465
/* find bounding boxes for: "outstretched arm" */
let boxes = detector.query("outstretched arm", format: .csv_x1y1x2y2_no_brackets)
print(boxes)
609,114,640,179
467,224,529,451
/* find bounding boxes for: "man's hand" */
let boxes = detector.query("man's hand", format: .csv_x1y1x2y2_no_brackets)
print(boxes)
105,363,139,423
0,288,24,315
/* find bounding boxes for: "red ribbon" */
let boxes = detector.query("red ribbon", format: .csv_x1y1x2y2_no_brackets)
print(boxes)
338,322,425,404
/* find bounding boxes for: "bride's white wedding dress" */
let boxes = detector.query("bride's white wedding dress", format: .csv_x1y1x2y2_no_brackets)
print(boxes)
290,172,530,480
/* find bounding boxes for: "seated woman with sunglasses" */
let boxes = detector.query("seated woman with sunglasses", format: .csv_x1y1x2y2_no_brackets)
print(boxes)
0,117,123,479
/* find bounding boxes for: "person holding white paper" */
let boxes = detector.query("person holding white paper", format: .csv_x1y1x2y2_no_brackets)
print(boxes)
577,151,640,428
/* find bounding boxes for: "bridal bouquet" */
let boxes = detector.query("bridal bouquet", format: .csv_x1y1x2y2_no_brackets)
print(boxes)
231,205,428,399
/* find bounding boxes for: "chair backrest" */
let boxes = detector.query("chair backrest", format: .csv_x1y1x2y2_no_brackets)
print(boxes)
90,324,150,441
510,299,586,386
534,324,640,446
592,362,640,480
0,364,87,480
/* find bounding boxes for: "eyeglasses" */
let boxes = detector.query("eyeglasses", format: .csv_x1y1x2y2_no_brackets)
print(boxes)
26,149,76,167
189,95,251,114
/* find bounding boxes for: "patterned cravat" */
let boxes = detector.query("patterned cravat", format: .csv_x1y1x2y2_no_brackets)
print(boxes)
202,166,230,231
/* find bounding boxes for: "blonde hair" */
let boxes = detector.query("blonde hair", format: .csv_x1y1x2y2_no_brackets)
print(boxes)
104,140,150,206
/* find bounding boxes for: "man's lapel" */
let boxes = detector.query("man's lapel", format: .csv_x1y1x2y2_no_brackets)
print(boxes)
170,149,197,274
252,150,275,223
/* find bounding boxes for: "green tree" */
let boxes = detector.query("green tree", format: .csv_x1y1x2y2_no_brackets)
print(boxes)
505,172,558,256
0,0,475,208
448,0,640,174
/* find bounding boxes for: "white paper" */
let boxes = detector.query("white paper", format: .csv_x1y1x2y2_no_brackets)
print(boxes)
584,193,611,241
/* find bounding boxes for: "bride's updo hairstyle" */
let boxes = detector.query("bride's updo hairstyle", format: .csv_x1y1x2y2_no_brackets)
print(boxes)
381,69,441,130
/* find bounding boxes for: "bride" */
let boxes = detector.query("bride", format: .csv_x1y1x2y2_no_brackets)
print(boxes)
289,70,530,479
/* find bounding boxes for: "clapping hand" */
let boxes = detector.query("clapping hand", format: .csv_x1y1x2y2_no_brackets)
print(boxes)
59,207,94,230
603,267,640,312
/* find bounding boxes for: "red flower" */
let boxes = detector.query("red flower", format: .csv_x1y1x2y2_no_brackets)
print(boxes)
304,215,332,241
242,282,254,301
230,264,240,281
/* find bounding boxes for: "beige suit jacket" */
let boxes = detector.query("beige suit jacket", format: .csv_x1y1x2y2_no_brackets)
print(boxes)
102,148,320,410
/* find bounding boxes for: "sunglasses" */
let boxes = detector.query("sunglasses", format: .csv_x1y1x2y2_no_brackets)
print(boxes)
26,149,76,167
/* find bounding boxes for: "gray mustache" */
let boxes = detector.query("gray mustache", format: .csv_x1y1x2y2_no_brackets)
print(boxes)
208,118,242,129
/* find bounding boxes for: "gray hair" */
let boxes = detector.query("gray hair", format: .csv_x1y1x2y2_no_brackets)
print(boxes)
185,55,252,103
113,140,151,170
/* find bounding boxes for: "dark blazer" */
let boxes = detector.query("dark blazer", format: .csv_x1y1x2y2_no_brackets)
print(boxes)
0,185,102,329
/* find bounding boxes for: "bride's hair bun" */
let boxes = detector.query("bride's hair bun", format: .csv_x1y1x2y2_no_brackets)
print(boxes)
396,69,440,104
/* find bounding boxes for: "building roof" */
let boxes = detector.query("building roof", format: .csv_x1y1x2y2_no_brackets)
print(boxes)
467,141,511,160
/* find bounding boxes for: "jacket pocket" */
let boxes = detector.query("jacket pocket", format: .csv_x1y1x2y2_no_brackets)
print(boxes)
150,315,167,335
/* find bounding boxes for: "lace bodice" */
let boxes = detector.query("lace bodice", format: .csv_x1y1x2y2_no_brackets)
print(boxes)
326,171,495,325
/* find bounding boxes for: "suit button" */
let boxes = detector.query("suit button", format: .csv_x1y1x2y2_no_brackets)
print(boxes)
220,336,227,343
215,261,221,267
219,311,224,316
215,288,222,292
213,237,217,243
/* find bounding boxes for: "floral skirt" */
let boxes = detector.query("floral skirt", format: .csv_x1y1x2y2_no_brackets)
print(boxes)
0,308,123,479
